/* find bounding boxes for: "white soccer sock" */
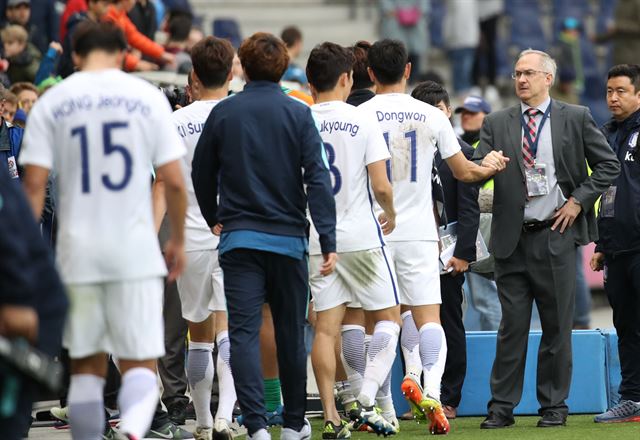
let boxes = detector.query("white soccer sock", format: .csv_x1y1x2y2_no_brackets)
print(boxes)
341,325,366,398
419,322,447,400
215,331,237,422
358,320,400,407
68,374,105,440
187,341,215,428
118,367,160,439
401,310,422,382
376,370,396,421
335,380,356,405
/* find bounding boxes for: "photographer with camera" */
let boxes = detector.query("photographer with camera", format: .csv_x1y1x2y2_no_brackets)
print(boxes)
0,163,68,439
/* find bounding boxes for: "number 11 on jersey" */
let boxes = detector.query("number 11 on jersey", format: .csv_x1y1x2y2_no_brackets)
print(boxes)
383,129,417,183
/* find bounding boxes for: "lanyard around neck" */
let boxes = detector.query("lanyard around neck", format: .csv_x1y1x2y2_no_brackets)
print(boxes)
520,101,552,158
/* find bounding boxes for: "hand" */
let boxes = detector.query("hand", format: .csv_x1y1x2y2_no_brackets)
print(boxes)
0,305,38,344
49,41,63,54
590,252,605,271
211,223,223,236
445,256,470,276
320,252,338,276
161,52,176,66
163,238,186,282
551,197,582,233
481,150,510,172
136,60,159,72
378,212,396,235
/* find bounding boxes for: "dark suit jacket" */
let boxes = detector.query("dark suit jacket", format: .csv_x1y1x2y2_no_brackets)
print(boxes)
473,99,620,259
435,139,480,262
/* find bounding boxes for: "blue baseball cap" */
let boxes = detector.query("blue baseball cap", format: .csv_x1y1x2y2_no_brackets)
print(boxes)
455,95,491,114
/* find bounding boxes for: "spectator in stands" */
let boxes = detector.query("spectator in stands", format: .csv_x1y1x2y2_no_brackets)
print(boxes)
1,24,41,84
4,0,47,59
475,49,620,429
59,0,87,41
103,0,175,71
346,40,375,106
280,25,307,86
411,80,480,420
379,0,428,83
595,0,640,66
1,89,16,122
33,40,62,87
192,32,336,440
128,0,157,40
472,0,503,92
444,0,480,96
25,0,59,54
0,84,23,179
186,26,204,52
58,0,109,78
591,63,640,423
456,95,491,146
163,10,193,74
9,81,36,113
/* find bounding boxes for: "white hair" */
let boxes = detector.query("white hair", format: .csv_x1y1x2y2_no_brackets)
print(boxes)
517,49,557,85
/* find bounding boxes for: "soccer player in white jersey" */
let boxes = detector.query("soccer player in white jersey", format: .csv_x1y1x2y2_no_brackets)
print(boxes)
20,22,187,440
164,36,237,440
359,39,508,435
306,42,400,438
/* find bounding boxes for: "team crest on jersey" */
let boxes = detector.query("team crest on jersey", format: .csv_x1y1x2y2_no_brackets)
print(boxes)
629,131,638,148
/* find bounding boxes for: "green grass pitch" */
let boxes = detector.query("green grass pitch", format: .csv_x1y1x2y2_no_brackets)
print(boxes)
261,416,640,439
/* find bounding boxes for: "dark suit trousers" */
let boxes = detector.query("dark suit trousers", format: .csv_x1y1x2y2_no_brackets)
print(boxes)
220,249,308,435
604,252,640,402
440,273,467,408
489,227,576,417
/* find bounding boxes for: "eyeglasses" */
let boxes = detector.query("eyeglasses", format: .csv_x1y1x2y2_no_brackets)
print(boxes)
511,70,550,79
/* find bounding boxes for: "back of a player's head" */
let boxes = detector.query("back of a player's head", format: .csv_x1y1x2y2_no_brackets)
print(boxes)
411,81,450,107
281,26,302,48
239,32,289,82
72,21,127,57
350,41,373,90
191,36,234,88
368,39,408,85
306,42,354,93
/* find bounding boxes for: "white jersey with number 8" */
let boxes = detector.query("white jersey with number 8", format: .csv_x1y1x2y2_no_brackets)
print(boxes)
20,69,186,284
359,93,460,242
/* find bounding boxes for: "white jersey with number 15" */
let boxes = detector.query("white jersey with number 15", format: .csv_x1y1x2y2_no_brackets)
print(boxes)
20,69,186,284
359,93,460,242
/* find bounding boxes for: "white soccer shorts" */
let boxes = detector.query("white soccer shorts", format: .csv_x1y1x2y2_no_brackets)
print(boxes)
310,247,399,312
385,241,442,306
63,277,165,360
176,250,226,323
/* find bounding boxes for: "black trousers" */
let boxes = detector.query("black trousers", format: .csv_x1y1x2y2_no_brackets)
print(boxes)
605,252,640,402
220,249,308,435
489,228,576,417
440,273,466,408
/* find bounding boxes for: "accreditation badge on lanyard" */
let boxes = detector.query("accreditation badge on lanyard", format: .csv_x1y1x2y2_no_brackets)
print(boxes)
521,103,552,198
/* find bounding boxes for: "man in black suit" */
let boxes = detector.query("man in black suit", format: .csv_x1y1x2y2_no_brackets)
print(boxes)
411,81,480,420
474,49,620,428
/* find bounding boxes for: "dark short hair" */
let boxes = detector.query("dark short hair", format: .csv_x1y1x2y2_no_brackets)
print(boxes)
191,36,234,88
411,81,450,107
239,32,289,82
368,39,408,85
167,13,192,42
607,64,640,92
281,26,302,48
72,21,127,57
306,42,354,93
350,40,373,90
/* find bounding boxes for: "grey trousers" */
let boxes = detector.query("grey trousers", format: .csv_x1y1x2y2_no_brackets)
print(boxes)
488,227,576,417
158,279,189,408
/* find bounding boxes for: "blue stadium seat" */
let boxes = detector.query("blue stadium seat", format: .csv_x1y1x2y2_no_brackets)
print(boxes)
212,18,242,49
507,1,548,51
581,75,610,127
596,0,618,36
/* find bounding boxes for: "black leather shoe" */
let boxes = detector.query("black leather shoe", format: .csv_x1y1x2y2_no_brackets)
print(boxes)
537,410,567,427
480,413,515,429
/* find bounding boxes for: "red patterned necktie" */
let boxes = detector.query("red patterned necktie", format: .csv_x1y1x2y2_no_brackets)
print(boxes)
522,108,539,168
